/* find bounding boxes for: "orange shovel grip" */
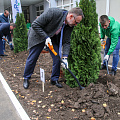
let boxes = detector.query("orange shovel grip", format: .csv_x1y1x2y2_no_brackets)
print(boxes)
48,43,57,56
3,38,7,42
101,41,106,49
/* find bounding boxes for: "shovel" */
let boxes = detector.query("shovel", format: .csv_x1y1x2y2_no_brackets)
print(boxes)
101,40,109,74
48,43,84,90
105,59,109,74
2,37,9,44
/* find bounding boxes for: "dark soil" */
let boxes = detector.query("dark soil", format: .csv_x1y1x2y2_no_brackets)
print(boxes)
0,44,120,120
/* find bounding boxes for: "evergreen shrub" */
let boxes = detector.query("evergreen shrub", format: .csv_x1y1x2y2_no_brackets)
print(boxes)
64,0,101,87
13,13,28,53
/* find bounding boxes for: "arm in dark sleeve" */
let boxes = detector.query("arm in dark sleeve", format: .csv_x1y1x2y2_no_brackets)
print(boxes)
0,23,10,37
62,25,74,56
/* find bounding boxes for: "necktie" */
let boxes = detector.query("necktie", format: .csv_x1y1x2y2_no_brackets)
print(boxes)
59,24,65,58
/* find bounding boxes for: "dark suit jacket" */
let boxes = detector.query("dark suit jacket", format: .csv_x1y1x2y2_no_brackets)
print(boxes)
0,14,9,23
28,8,74,55
0,23,11,41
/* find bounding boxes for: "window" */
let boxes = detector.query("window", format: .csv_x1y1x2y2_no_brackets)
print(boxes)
57,0,73,10
36,4,44,16
22,6,30,23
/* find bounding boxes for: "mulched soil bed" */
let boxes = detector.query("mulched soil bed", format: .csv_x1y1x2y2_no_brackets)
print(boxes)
0,44,120,120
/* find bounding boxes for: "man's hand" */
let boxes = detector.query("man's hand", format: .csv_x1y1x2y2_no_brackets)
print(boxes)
61,58,68,69
104,55,109,61
2,36,6,39
101,39,105,45
45,37,52,47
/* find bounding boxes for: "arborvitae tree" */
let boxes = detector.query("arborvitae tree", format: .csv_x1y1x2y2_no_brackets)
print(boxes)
13,13,28,53
64,0,101,87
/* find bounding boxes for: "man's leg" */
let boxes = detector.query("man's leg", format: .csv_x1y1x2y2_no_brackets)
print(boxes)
49,43,60,81
111,36,120,75
23,42,45,89
0,38,4,55
48,36,62,88
3,39,6,52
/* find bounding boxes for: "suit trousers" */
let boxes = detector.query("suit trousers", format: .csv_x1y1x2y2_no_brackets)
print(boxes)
0,38,4,55
23,35,61,81
103,36,120,71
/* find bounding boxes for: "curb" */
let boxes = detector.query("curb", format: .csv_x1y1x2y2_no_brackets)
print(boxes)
0,72,30,120
101,63,120,70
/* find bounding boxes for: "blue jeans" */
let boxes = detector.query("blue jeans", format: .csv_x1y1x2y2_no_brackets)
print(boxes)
24,35,61,81
103,37,120,71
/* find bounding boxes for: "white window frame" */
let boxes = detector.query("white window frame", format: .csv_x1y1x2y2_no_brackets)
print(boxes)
35,2,44,17
57,0,74,10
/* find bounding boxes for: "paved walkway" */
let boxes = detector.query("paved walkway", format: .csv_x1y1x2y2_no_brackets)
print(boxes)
0,72,30,120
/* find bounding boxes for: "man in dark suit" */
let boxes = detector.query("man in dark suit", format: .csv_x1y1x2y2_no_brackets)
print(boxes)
0,23,16,57
0,10,14,52
23,7,84,89
0,10,9,23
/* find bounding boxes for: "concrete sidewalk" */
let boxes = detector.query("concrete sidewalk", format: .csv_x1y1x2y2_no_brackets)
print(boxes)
0,72,30,120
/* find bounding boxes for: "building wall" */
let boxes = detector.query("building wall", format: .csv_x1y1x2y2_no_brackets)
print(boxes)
50,0,57,8
29,5,36,23
44,0,49,10
27,0,120,24
109,0,120,23
96,0,120,23
0,0,4,13
96,0,107,21
2,0,120,24
95,0,120,32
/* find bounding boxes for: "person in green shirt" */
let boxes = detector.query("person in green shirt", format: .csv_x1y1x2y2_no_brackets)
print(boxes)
99,15,120,76
26,20,31,29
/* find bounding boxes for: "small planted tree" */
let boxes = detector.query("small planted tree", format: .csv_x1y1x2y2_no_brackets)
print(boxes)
64,0,101,87
13,13,28,53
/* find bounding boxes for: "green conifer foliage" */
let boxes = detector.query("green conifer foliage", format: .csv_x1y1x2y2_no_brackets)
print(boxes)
13,13,28,53
64,0,101,87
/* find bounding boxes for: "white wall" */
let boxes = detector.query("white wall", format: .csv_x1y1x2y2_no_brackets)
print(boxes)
50,0,57,8
96,0,120,23
109,0,120,23
44,0,49,10
96,0,107,22
96,0,107,33
0,0,4,13
29,5,36,23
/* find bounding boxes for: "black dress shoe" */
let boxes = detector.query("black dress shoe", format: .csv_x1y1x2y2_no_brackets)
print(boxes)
0,54,8,56
110,69,116,76
51,80,63,88
23,79,29,89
